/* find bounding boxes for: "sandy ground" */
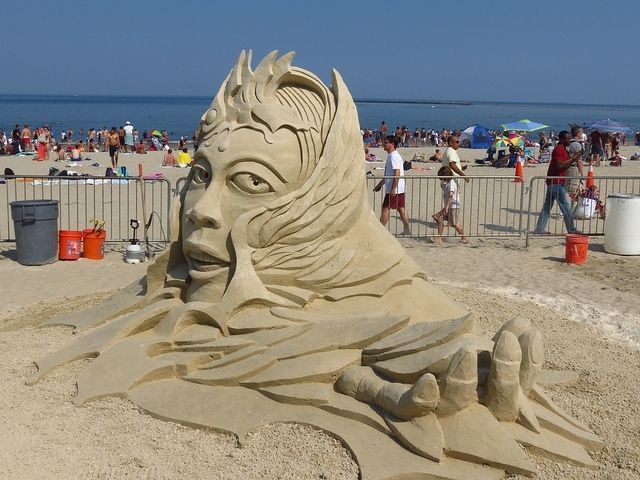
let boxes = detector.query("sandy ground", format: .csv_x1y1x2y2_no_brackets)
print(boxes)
1,146,640,479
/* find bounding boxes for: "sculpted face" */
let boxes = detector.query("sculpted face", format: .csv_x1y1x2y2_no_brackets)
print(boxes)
181,127,303,291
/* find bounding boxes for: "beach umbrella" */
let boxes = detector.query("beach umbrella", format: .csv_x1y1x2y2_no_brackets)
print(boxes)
587,119,632,134
508,135,525,148
501,119,549,132
493,136,512,148
151,129,162,136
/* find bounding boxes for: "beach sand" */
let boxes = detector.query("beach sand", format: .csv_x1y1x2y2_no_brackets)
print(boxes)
1,146,640,479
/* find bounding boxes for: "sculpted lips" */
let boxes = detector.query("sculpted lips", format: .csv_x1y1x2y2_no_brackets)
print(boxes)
189,252,228,272
189,251,229,272
184,240,229,280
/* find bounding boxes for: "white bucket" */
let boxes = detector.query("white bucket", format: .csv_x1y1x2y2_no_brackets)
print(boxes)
604,194,640,255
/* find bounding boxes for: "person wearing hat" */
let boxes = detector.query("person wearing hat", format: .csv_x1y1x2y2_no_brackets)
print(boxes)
123,121,134,153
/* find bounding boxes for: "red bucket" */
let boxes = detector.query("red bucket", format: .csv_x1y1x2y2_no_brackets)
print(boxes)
59,230,83,260
83,229,106,260
565,234,589,265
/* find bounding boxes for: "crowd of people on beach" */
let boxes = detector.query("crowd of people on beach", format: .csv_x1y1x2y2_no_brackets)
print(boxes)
369,119,634,241
361,122,630,154
0,123,199,163
362,121,633,171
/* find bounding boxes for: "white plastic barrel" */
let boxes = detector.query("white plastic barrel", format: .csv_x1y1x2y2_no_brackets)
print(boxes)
604,194,640,255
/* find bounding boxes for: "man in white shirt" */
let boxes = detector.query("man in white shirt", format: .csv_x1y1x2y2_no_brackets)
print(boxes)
373,136,411,235
123,121,134,153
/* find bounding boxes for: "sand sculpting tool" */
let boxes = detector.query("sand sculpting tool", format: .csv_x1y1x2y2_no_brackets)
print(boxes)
137,163,152,259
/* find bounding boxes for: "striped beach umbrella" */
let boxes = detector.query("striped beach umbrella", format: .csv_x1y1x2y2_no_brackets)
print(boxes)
493,136,512,148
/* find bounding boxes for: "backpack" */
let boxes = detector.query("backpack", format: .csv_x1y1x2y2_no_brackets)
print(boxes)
105,167,116,177
403,160,412,171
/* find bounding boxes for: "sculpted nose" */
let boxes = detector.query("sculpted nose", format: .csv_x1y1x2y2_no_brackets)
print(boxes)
184,195,223,229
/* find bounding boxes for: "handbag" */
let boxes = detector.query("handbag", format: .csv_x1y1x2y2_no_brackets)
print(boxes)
575,197,596,219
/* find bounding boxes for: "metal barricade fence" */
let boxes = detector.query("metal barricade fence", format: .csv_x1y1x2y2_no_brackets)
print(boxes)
3,173,636,248
175,177,188,196
174,174,527,240
526,175,640,246
366,175,526,239
0,175,172,245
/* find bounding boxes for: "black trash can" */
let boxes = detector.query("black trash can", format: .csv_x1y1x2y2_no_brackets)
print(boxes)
10,200,59,265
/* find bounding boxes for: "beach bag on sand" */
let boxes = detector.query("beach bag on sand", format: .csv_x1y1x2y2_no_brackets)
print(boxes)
4,168,15,176
119,166,128,177
105,167,116,177
403,160,412,171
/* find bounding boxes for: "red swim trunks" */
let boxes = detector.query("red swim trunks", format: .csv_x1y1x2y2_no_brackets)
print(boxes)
382,193,406,210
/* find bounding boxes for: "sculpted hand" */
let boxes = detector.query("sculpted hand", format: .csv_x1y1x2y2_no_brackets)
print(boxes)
337,317,543,425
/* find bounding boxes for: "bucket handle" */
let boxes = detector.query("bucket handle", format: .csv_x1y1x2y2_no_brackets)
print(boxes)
21,205,36,219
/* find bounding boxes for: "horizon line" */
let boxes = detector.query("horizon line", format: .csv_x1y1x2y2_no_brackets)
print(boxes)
0,93,638,109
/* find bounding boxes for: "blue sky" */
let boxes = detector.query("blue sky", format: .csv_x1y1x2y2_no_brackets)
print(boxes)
3,0,639,105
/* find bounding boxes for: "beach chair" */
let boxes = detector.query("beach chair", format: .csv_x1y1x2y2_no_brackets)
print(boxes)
474,146,495,166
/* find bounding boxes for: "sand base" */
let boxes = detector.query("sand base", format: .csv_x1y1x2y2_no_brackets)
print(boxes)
1,233,639,479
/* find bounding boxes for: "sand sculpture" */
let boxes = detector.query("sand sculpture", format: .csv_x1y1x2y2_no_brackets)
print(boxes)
29,51,603,479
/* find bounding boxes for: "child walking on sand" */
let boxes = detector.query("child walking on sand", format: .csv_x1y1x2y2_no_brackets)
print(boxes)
432,166,468,244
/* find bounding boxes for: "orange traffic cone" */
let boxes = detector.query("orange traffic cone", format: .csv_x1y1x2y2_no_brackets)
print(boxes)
513,157,523,183
586,161,594,188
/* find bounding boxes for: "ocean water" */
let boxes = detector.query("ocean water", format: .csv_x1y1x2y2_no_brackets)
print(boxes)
355,100,640,135
0,95,211,141
1,94,639,141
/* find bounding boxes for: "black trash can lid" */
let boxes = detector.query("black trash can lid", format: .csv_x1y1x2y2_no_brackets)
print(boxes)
10,199,60,206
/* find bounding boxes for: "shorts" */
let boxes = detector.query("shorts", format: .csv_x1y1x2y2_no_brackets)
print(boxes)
591,144,603,155
109,144,119,156
382,193,406,210
447,208,460,226
119,136,125,146
23,137,31,144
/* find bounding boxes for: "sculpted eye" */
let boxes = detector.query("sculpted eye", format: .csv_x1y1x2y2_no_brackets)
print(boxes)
231,173,273,194
192,164,211,184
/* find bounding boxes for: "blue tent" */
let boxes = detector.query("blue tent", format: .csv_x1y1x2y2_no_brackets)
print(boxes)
460,125,492,149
